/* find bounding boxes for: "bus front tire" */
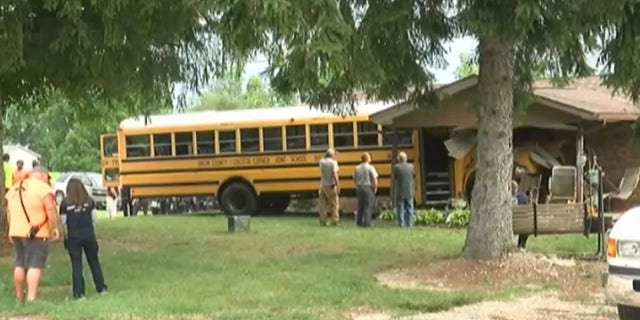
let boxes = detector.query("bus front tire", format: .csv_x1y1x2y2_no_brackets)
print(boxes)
220,183,257,216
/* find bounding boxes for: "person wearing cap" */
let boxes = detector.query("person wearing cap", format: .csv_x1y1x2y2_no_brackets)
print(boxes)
318,148,340,226
353,152,378,227
6,166,60,302
393,152,415,227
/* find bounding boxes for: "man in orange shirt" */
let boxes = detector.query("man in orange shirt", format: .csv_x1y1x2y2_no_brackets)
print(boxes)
6,166,60,302
12,160,29,185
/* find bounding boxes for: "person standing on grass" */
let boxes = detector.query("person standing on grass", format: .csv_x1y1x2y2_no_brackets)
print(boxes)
393,152,415,227
60,178,108,299
4,153,14,193
354,152,378,227
106,185,119,219
6,166,60,302
13,160,29,185
318,148,340,226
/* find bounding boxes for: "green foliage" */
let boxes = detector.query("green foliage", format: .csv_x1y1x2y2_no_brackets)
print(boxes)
0,1,219,110
192,75,294,111
416,208,446,225
4,90,164,172
378,208,396,221
446,209,471,228
455,53,479,80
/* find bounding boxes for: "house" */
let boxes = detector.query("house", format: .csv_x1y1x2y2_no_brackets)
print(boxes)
3,145,42,170
370,75,640,212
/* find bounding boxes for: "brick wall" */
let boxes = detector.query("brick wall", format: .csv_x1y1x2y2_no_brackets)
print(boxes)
586,122,640,212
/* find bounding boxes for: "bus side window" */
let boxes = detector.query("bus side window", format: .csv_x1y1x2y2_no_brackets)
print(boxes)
241,128,260,153
310,124,329,149
357,122,379,147
382,127,413,146
263,127,283,152
153,133,172,157
333,122,354,149
219,130,237,154
196,131,215,155
175,132,194,156
286,125,305,150
126,135,151,158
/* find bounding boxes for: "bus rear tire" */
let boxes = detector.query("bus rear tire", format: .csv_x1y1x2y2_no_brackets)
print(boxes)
220,183,257,216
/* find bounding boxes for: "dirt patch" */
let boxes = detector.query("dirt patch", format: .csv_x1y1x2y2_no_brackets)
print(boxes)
376,252,605,300
364,252,613,319
354,293,616,320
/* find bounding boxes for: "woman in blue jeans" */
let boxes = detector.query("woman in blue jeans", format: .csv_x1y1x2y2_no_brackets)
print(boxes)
60,178,108,299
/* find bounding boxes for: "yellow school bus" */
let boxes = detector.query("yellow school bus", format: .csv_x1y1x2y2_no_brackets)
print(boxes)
99,103,421,215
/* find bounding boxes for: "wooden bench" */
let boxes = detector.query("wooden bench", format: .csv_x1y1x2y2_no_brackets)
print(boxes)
512,203,588,237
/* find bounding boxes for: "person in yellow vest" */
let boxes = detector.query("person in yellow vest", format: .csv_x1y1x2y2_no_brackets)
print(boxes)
3,153,14,193
6,166,60,302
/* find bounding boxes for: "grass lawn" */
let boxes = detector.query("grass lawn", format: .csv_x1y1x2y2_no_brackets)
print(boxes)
0,213,599,320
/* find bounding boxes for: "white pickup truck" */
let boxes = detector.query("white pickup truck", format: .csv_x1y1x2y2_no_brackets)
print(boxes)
604,207,640,319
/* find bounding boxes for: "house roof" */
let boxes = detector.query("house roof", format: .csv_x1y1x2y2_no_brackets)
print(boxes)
370,75,640,126
3,145,41,157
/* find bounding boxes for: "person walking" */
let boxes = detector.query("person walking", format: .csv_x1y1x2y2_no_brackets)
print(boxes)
6,166,60,302
106,186,119,219
60,178,108,299
318,148,340,226
393,152,415,227
353,152,378,227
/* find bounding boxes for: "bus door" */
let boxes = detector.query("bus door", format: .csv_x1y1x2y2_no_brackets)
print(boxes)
100,133,120,188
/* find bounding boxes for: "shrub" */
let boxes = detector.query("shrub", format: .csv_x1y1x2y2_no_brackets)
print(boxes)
415,208,445,225
446,208,470,227
378,209,396,221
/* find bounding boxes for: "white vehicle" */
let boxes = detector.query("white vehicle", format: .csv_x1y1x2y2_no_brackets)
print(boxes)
604,207,640,319
54,172,107,209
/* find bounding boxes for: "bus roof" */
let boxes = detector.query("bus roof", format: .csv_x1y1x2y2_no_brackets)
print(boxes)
119,102,393,130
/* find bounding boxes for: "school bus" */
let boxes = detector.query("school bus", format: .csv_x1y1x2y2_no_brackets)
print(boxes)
99,103,420,215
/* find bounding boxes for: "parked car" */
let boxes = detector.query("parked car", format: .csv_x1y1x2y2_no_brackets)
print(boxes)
603,207,640,319
54,172,107,209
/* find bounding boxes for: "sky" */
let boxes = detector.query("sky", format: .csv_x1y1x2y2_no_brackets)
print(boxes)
241,36,478,84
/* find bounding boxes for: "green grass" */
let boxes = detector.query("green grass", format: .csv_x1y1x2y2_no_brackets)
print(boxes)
0,214,599,320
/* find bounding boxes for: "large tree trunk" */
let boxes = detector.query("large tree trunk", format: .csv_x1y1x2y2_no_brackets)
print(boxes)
461,36,516,259
0,89,6,250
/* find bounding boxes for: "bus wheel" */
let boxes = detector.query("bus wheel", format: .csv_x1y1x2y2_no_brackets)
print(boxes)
220,183,257,216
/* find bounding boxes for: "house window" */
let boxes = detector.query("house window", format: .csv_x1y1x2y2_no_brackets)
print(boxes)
153,133,172,156
333,122,354,149
219,130,237,154
196,131,215,155
286,125,305,150
310,124,329,149
357,122,379,147
175,132,194,156
126,135,150,158
241,128,260,153
263,127,283,152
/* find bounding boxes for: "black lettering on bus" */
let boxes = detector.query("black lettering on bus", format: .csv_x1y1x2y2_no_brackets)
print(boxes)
252,157,270,165
275,156,286,164
290,155,307,163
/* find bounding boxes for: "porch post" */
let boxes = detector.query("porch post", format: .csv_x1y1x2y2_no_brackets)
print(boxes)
576,127,585,203
391,126,399,208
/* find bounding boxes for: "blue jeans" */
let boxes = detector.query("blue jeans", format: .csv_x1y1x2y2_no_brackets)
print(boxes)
396,198,414,227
